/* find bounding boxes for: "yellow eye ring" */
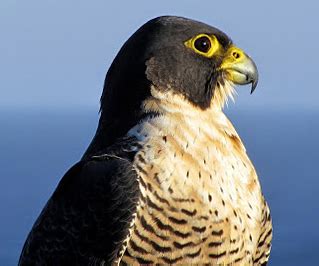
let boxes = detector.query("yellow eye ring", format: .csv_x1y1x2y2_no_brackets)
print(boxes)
184,34,220,58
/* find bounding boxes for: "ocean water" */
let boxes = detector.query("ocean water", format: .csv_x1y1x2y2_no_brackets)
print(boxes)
0,107,318,265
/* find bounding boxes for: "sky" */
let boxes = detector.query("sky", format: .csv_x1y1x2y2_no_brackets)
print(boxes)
1,0,319,110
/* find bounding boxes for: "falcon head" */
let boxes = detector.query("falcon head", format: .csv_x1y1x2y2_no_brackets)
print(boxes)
142,16,258,110
92,16,258,155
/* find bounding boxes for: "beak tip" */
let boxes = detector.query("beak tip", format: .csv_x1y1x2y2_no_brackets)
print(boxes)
250,80,257,94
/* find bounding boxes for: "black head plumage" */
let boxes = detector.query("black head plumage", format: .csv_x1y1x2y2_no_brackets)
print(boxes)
84,16,257,158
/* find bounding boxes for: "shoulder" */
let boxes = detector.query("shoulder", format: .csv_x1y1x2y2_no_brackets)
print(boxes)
19,154,141,265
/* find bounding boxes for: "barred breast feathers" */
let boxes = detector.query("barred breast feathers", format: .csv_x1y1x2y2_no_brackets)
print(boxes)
123,84,271,264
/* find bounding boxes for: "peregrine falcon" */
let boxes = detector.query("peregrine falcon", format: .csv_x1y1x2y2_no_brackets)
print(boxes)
19,16,272,265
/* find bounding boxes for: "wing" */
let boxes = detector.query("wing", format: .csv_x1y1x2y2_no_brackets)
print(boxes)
19,156,140,265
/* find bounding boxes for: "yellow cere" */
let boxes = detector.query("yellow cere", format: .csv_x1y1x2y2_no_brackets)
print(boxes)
184,34,221,58
219,46,246,69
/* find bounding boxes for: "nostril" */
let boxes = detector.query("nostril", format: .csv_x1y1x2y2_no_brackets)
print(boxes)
232,51,240,59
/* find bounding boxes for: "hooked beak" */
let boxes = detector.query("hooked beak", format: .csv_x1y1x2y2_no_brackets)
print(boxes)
219,46,258,94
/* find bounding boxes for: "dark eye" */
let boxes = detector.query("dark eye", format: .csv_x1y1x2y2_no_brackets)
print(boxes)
194,36,211,53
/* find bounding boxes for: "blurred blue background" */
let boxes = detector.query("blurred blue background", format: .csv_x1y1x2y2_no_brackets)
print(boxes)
1,1,318,265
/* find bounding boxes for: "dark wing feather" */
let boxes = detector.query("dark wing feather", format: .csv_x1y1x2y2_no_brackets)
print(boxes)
19,156,140,266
